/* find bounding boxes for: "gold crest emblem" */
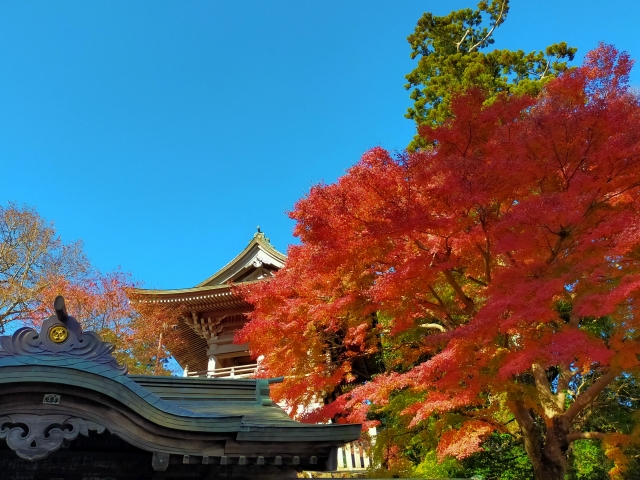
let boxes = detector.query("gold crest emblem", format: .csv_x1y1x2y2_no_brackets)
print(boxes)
49,325,69,344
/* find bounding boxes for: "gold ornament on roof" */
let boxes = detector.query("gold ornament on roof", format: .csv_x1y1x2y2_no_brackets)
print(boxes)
49,325,69,344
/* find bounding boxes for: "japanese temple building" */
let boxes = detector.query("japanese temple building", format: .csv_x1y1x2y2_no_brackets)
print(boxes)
0,296,361,479
131,231,287,378
129,231,375,473
131,229,375,472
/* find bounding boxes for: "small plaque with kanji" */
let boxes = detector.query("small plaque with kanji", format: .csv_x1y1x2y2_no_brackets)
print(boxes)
43,394,60,405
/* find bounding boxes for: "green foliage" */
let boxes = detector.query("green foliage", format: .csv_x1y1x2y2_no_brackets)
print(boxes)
369,305,640,478
413,451,463,478
365,390,431,476
405,0,576,149
377,312,432,374
567,440,611,480
460,433,533,480
568,373,640,478
365,387,534,479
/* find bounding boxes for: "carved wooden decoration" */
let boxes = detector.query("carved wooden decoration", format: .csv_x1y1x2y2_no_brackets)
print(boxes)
0,414,105,460
0,297,126,374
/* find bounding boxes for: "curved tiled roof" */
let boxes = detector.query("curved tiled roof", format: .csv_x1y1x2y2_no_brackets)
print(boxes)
129,232,285,312
196,232,286,287
0,318,361,469
0,356,360,441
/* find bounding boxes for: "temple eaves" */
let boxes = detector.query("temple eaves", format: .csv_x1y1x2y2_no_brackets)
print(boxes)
132,232,285,300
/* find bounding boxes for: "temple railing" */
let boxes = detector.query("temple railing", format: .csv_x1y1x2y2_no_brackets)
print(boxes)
184,364,258,379
337,439,371,470
335,427,377,472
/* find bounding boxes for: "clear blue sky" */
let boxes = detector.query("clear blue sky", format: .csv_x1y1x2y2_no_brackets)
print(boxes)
2,1,639,289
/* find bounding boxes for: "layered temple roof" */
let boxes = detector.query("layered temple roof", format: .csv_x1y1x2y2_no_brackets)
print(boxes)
130,232,287,371
0,299,360,479
133,231,285,309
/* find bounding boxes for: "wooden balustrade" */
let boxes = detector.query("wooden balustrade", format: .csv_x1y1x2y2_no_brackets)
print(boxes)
336,427,377,472
184,363,258,379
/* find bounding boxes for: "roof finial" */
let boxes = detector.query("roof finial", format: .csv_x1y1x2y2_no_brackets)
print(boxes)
54,295,68,323
257,225,261,234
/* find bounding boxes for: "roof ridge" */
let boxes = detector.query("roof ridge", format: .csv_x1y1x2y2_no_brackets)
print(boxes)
195,232,286,287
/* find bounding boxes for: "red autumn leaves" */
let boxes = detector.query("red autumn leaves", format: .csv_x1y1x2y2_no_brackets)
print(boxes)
237,44,640,470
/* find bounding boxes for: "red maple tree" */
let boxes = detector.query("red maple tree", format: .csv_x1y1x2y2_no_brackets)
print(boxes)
237,44,640,479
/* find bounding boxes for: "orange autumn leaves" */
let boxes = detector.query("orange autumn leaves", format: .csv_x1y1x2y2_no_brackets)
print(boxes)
0,203,177,373
25,271,179,374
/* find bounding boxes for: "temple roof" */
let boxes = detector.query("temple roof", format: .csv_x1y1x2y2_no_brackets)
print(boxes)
133,232,285,302
0,305,360,473
131,283,251,312
0,356,357,440
128,232,287,372
197,231,286,287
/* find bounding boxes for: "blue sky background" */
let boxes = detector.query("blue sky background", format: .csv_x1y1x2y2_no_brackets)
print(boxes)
1,1,639,290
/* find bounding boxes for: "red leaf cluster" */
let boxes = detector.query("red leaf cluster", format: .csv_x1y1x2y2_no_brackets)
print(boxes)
436,420,495,461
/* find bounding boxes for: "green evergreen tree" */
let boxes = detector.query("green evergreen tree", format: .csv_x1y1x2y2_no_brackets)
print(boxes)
405,0,576,149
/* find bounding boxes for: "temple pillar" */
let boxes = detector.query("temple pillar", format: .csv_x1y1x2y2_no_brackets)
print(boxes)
207,355,219,373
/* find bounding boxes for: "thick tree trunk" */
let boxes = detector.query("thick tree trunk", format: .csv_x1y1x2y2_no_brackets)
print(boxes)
533,459,566,480
530,418,570,480
512,400,570,480
513,367,619,479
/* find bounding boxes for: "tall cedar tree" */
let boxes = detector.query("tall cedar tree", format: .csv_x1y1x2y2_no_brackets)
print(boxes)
405,0,576,150
237,45,640,480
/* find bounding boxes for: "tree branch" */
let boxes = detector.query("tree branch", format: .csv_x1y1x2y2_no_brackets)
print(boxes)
556,365,573,411
419,323,447,332
469,0,507,53
567,431,606,442
565,368,620,423
427,285,456,329
545,226,572,265
452,268,487,286
531,363,564,417
443,270,475,314
569,313,580,328
509,399,543,466
455,29,471,52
